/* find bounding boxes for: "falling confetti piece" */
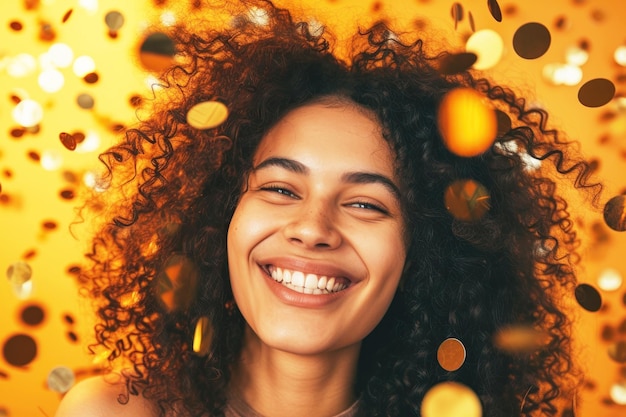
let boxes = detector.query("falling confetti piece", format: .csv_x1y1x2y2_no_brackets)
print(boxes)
608,341,626,363
193,316,214,356
437,338,466,371
488,0,503,22
578,78,615,108
105,11,125,31
2,334,38,367
451,3,463,29
186,101,229,130
6,261,33,285
438,52,477,75
20,304,45,326
59,132,77,151
62,9,73,23
574,283,602,312
513,22,551,59
444,179,491,221
47,366,75,393
603,194,626,231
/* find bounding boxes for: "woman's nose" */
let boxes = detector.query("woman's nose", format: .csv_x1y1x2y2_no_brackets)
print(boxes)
283,200,342,249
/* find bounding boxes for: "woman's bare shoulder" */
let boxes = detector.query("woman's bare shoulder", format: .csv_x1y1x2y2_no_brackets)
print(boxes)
55,374,158,417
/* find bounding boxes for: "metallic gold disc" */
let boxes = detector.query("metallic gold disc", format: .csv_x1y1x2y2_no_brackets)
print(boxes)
603,194,626,231
437,337,466,371
444,179,491,221
186,101,229,130
47,366,76,393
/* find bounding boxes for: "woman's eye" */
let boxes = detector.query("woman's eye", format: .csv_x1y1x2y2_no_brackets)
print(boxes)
260,186,298,199
348,201,388,215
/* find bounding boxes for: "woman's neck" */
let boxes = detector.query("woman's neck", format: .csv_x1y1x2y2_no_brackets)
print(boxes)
229,326,361,417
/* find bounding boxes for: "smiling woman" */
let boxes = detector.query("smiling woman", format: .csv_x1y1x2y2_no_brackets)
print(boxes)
54,0,599,416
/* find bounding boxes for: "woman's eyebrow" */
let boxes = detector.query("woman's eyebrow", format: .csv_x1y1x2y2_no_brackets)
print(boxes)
342,172,401,202
253,156,401,201
253,157,308,174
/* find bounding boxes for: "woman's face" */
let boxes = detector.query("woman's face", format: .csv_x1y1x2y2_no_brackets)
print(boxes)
227,100,407,355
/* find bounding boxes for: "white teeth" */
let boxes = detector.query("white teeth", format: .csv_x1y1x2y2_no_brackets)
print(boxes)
291,271,304,287
305,274,318,290
317,276,327,289
267,266,347,294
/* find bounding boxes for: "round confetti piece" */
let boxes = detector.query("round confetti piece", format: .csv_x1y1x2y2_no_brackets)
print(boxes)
83,72,99,84
513,22,551,59
105,11,125,31
444,179,491,221
139,32,176,71
608,341,626,363
603,194,626,231
3,334,38,367
438,52,477,75
186,101,229,130
574,283,602,312
10,20,23,31
495,110,512,137
59,132,77,151
421,381,482,417
47,366,76,393
437,338,466,371
77,93,95,109
6,261,32,285
20,304,45,326
578,78,615,108
438,88,497,157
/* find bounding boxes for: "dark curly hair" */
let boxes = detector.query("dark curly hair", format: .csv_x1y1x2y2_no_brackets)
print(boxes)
79,1,600,416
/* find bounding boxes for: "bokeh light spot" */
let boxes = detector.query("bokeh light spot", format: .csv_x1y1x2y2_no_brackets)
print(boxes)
437,88,497,157
421,381,482,417
466,29,504,70
598,268,623,291
11,99,43,128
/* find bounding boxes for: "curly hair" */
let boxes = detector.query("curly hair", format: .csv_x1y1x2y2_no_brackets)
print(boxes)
79,1,600,416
